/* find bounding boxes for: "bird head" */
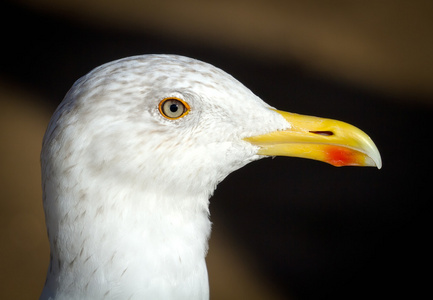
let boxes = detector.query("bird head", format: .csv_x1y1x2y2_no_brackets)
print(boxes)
42,55,381,203
40,55,381,299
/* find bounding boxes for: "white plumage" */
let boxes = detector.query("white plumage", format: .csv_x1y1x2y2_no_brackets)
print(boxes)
40,55,380,299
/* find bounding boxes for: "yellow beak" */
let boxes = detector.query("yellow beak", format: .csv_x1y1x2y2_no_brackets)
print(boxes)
244,109,382,168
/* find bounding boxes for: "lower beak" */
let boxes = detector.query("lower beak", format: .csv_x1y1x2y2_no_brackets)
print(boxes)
244,109,382,168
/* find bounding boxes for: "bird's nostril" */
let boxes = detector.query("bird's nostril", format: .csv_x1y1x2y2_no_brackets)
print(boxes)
309,130,334,136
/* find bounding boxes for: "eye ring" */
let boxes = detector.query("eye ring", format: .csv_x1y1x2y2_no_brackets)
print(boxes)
158,97,190,120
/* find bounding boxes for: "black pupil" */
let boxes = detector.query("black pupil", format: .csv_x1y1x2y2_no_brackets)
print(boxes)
169,103,179,113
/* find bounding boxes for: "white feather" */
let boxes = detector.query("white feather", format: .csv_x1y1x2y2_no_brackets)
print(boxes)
40,55,290,299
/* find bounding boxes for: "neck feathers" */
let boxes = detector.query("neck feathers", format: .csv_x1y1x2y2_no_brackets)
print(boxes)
41,179,212,299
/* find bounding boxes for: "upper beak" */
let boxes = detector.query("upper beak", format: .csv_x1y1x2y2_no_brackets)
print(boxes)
244,109,382,168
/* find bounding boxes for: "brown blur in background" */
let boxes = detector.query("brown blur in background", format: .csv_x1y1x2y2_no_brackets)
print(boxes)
1,1,432,299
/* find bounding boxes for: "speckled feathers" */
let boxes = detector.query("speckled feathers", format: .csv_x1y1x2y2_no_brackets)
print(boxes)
40,55,290,300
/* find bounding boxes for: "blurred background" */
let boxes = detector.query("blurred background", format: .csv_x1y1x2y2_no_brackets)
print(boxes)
1,0,432,299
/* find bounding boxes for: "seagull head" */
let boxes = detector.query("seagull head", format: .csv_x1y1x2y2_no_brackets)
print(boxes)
43,55,380,199
40,54,381,299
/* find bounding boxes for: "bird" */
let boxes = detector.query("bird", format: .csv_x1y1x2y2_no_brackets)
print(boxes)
40,54,381,300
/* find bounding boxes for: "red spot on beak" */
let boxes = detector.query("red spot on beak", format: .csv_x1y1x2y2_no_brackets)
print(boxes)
325,146,358,167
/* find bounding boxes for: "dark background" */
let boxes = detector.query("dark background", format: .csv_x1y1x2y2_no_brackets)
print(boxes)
1,1,431,299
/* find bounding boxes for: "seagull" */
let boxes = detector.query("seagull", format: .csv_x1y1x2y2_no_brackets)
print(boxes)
40,54,381,300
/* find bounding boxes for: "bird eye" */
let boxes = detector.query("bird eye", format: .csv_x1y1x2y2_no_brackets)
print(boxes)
158,98,190,120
